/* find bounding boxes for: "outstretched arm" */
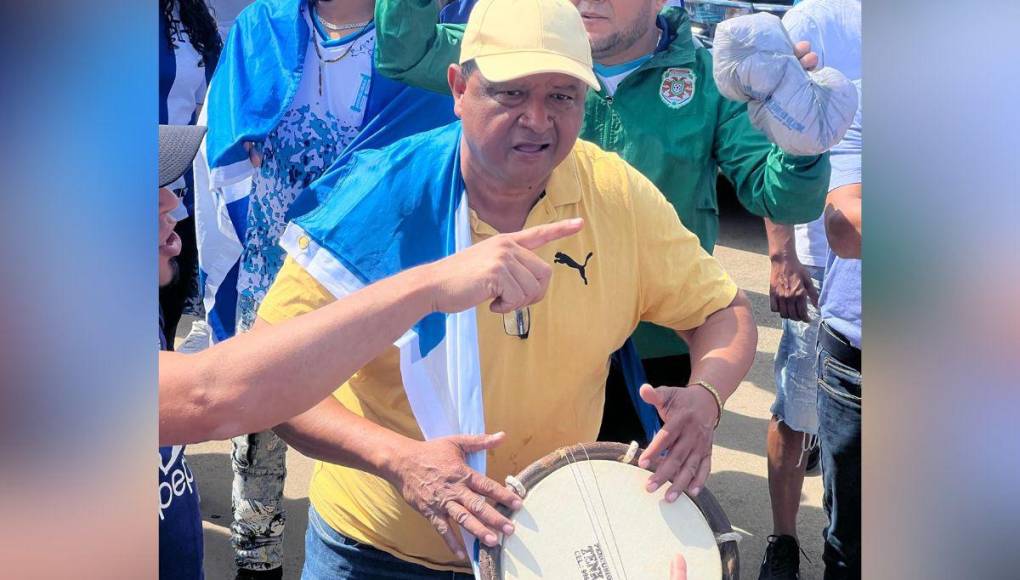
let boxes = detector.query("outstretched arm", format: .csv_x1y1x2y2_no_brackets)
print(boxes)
159,219,583,445
374,0,464,94
713,42,831,225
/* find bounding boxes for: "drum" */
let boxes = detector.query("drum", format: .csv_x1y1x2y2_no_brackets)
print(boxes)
479,442,739,580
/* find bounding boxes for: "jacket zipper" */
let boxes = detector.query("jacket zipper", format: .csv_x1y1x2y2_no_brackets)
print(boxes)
601,95,614,148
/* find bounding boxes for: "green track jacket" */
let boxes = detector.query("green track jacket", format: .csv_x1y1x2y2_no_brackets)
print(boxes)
374,0,830,358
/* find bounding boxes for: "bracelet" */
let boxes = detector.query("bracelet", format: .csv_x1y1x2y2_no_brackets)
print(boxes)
687,380,723,429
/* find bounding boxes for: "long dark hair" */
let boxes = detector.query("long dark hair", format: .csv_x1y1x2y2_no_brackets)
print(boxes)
161,0,223,68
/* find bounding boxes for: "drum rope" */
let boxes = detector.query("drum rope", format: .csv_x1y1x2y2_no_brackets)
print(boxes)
559,450,604,558
579,446,630,580
561,446,630,580
562,448,620,580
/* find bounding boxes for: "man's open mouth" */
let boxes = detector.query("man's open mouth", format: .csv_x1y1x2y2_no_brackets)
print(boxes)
513,143,550,153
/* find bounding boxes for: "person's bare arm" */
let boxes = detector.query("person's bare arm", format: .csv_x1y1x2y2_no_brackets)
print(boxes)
274,396,523,559
824,183,862,259
638,291,757,499
159,266,433,445
158,219,583,446
764,218,819,322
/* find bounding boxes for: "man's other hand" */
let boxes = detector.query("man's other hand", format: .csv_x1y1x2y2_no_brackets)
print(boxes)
426,218,584,314
769,255,818,322
637,384,719,502
387,432,523,559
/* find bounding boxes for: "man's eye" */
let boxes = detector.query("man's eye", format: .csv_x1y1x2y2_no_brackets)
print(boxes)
551,93,574,101
501,90,524,97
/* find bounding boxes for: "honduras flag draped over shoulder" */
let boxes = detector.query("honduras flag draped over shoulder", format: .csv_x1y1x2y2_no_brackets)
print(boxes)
192,0,456,342
280,121,487,573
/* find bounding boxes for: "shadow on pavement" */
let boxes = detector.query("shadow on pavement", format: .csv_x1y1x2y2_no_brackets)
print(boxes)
717,196,769,256
187,451,310,580
707,469,828,580
744,289,783,331
714,408,771,457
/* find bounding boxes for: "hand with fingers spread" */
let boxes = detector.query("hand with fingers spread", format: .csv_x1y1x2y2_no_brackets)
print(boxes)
637,383,719,503
769,254,819,322
424,218,584,315
387,432,523,559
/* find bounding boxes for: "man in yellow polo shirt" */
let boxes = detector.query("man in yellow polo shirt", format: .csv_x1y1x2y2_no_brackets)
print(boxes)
260,0,757,577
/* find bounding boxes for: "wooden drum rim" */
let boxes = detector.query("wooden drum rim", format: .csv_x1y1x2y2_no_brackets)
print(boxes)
478,442,740,580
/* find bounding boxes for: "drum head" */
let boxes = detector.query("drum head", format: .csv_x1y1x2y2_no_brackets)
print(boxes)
480,443,738,580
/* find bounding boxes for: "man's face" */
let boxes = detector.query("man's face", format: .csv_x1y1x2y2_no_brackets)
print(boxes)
158,187,182,287
450,66,585,191
573,0,662,61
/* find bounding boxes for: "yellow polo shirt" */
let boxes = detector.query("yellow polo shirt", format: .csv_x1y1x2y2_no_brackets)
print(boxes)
258,139,738,572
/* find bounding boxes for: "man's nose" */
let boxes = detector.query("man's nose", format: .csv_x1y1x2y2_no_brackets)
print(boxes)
519,97,553,133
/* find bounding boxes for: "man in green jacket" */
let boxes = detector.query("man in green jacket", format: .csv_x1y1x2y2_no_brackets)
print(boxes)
373,0,830,442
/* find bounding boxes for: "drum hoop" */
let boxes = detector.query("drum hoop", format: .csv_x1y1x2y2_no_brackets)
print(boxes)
478,442,740,580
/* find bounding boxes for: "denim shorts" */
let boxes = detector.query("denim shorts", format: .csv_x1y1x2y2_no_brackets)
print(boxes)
770,265,825,435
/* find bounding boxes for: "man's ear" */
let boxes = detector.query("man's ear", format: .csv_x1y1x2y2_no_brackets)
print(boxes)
448,63,467,119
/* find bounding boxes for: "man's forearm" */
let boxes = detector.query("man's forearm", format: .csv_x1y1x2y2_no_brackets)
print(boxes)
678,292,757,409
158,265,437,445
764,218,797,261
159,218,584,445
716,105,830,225
754,149,830,224
274,396,413,481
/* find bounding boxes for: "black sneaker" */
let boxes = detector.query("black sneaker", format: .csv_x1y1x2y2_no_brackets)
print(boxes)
805,445,821,475
235,567,283,580
757,534,800,580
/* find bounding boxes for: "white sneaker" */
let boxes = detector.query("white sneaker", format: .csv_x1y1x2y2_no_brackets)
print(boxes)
177,319,212,354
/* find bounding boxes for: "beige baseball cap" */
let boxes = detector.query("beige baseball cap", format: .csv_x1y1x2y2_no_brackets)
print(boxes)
459,0,600,91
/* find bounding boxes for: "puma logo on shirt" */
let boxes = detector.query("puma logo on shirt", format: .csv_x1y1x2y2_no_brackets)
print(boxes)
554,251,594,285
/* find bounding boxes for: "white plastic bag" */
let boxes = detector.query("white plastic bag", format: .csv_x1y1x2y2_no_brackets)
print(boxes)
712,12,858,156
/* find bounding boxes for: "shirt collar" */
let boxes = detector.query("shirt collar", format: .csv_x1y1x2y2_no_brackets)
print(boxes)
469,147,583,235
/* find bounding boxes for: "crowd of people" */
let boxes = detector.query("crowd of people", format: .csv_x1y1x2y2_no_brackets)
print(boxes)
158,0,862,579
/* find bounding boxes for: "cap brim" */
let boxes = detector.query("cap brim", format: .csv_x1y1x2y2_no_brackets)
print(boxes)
159,125,207,188
474,50,600,92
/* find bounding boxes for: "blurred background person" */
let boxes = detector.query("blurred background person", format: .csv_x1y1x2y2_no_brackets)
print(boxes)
159,0,222,348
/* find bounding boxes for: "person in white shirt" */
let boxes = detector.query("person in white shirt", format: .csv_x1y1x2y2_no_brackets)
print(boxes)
159,0,222,346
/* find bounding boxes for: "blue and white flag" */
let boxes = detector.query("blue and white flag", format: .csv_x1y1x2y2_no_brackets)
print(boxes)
281,121,487,572
193,0,455,342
